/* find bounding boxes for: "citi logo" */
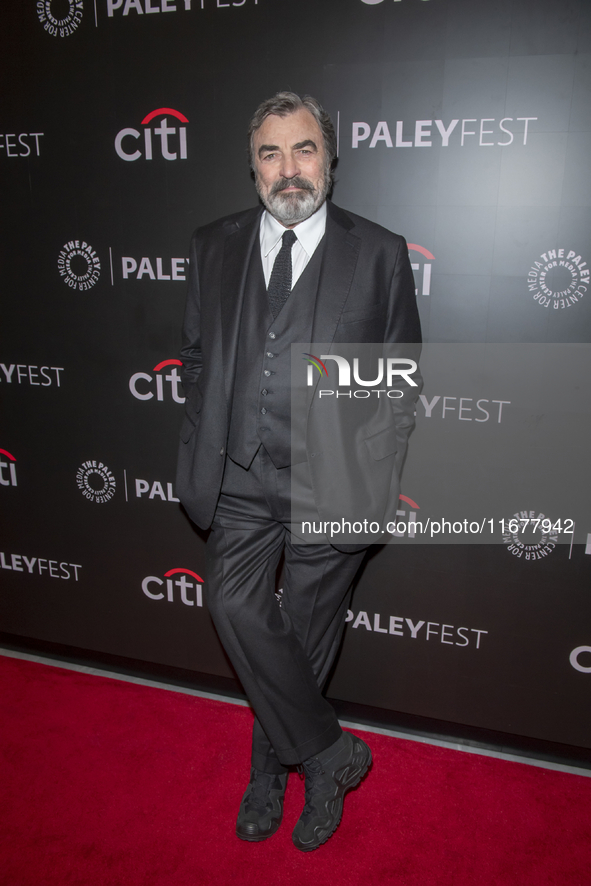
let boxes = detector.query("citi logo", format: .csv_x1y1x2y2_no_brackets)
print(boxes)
129,359,185,403
393,494,420,538
305,354,418,390
115,108,188,162
142,567,203,607
0,450,17,487
570,646,591,674
409,244,434,297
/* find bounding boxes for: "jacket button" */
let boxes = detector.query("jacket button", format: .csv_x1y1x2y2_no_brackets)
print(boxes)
220,448,224,456
268,332,276,339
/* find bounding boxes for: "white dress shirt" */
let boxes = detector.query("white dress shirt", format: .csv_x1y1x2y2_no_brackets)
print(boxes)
260,201,327,289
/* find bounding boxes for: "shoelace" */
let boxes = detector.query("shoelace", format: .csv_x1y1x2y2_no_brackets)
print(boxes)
298,758,327,817
248,772,276,811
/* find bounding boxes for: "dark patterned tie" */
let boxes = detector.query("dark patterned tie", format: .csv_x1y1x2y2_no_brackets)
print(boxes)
267,229,297,319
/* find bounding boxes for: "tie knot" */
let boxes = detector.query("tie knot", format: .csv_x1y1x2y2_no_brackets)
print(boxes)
282,230,297,248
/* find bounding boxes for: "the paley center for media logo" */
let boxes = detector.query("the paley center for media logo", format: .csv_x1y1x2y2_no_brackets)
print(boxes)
502,510,564,561
37,0,83,37
58,240,101,291
76,460,116,503
527,248,589,310
115,108,189,162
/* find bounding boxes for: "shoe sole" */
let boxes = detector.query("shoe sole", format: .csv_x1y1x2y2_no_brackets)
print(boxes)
236,819,282,842
292,739,372,852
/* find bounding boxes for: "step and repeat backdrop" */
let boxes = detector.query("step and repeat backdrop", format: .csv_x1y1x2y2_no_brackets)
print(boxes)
1,0,590,750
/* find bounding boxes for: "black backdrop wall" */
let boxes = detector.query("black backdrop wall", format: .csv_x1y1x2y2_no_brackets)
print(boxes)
1,0,590,752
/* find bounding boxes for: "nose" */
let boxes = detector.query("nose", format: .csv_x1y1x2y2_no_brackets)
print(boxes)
279,152,300,179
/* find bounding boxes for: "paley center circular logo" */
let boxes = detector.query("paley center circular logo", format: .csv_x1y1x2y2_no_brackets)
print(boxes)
36,0,83,38
502,510,560,561
527,248,589,309
76,460,116,503
58,240,101,291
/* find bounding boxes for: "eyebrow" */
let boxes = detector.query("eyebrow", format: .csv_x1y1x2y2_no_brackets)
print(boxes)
257,139,319,157
293,139,318,151
257,144,279,157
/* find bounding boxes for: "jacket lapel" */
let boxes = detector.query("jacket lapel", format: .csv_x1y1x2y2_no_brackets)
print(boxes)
311,201,361,345
220,208,262,406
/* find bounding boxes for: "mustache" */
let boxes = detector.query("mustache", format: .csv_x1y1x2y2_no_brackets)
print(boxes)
270,176,316,196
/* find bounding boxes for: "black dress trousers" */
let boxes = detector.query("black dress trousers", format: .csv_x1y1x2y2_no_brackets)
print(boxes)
206,447,366,771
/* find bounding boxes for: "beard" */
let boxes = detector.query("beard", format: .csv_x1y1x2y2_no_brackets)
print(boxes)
256,170,330,225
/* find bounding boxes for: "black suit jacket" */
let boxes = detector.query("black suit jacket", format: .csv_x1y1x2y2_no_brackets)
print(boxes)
176,200,421,531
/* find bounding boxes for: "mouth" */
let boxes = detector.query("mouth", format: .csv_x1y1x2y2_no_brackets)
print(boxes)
271,177,315,197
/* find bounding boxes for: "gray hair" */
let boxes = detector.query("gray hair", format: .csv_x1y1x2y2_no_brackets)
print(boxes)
247,91,337,172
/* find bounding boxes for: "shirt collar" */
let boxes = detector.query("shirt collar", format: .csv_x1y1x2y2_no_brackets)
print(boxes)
260,200,328,258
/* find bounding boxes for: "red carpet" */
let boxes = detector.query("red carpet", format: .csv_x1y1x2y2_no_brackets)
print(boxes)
1,654,590,886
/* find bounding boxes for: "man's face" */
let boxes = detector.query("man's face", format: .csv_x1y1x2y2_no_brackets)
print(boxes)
252,108,330,227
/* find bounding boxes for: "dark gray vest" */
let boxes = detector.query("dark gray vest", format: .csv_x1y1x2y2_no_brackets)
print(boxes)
227,237,324,469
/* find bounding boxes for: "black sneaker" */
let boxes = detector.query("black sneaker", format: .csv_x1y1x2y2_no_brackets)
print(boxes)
292,732,372,852
236,768,288,842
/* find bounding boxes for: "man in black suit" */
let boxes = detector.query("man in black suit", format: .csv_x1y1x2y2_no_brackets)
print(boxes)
177,92,421,851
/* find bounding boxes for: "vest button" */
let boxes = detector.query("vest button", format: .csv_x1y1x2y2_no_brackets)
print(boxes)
260,407,267,415
264,370,271,377
266,352,274,358
261,389,268,396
